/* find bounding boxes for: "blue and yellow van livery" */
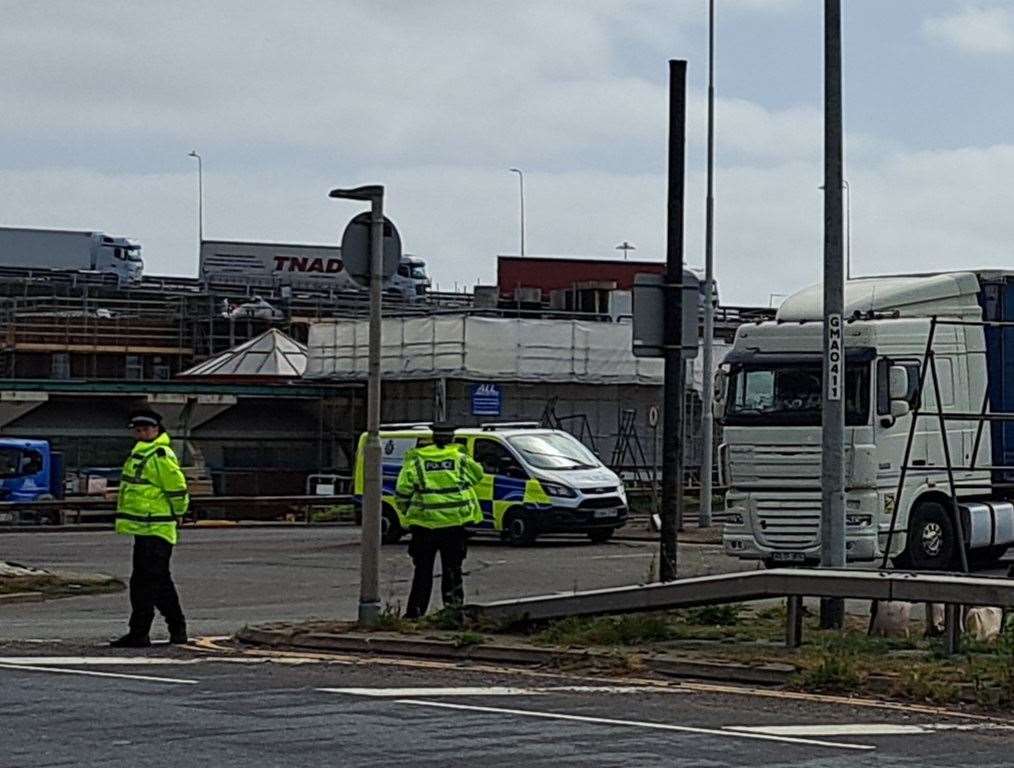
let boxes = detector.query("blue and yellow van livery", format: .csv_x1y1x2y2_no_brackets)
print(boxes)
354,424,628,545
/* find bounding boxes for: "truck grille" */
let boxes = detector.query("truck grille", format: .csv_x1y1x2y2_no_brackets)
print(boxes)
729,444,822,489
754,492,821,549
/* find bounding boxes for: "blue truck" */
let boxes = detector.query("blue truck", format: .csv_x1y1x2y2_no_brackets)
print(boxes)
0,438,64,524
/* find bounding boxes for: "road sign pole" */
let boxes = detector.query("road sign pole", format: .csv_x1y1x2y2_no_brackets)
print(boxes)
820,0,846,629
330,183,395,628
358,192,385,626
660,59,687,582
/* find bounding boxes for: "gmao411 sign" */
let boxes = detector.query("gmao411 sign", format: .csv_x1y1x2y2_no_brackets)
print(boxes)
826,313,843,401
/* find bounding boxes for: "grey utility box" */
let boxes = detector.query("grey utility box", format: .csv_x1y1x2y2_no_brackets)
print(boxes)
631,270,700,359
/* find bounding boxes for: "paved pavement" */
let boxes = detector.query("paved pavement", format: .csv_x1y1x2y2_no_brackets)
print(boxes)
1,643,1011,767
1,526,752,642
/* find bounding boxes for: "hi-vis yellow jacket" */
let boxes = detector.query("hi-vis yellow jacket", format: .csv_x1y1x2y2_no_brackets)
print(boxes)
394,443,484,529
115,432,190,545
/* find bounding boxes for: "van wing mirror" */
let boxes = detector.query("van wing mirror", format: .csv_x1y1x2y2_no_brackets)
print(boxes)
890,400,910,419
889,365,909,401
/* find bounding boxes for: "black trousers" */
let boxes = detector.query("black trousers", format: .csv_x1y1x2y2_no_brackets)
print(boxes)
128,535,186,637
405,526,468,619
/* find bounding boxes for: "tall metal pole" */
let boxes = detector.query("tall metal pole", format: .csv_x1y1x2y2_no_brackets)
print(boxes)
699,0,716,528
188,151,203,248
821,0,846,630
844,179,851,280
660,59,687,582
359,190,385,625
510,168,526,257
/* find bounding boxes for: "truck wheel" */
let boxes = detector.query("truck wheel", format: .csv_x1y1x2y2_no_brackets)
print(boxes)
381,505,403,545
903,501,958,571
502,509,537,546
36,494,56,525
587,528,614,544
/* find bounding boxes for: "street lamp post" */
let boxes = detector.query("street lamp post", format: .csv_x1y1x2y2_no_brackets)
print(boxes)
509,168,526,257
329,183,385,627
616,241,636,260
187,151,203,249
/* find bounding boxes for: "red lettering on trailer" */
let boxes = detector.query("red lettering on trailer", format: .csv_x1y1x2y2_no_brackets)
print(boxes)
271,254,344,275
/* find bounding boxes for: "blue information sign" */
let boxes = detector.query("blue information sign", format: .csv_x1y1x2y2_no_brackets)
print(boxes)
470,383,502,416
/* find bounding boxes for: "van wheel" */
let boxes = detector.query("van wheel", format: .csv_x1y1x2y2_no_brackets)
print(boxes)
587,528,614,544
503,509,537,546
903,501,958,571
381,505,403,545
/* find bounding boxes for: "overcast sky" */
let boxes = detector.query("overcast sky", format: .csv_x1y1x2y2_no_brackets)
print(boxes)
3,0,1014,304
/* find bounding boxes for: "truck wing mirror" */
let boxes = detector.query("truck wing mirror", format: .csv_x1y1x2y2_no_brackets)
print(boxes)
889,365,909,401
890,400,910,419
712,369,729,420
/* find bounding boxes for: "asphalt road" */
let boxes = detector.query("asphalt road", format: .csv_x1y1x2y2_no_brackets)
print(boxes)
1,526,752,642
2,643,1012,767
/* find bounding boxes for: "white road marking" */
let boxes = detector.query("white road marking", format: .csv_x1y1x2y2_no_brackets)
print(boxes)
0,656,206,666
728,724,930,737
395,700,875,751
319,685,684,697
588,553,654,560
0,662,198,685
727,722,1014,737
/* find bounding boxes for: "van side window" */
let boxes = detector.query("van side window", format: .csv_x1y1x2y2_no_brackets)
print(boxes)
473,439,526,479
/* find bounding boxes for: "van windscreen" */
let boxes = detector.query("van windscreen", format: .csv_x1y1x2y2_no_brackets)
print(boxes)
507,433,599,471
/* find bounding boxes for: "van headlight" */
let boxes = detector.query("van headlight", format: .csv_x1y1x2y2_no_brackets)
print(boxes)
541,481,577,498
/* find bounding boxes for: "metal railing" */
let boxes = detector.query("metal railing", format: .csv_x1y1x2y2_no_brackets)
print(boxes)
467,567,1014,654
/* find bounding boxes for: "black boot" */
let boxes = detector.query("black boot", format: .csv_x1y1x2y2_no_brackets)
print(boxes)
110,633,151,648
169,625,188,644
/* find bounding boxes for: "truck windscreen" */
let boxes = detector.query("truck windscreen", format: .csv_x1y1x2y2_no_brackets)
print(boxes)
0,447,23,478
726,362,870,426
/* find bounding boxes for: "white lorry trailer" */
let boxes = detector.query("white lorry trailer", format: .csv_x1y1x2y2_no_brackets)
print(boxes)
0,227,142,283
199,240,430,300
718,271,1014,571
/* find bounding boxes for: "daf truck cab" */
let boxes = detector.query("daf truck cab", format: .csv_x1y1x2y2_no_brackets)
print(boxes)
717,271,1014,571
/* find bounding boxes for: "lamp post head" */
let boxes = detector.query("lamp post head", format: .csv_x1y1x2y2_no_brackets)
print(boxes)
188,150,200,159
509,167,522,175
330,185,384,202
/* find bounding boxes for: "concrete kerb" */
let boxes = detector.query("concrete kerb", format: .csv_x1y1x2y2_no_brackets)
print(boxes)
234,624,795,687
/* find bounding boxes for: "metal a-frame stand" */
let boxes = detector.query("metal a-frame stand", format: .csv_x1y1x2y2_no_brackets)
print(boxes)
876,315,1014,653
878,315,1014,574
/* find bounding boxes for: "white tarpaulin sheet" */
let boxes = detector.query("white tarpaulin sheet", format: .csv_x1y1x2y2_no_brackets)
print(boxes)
305,316,668,384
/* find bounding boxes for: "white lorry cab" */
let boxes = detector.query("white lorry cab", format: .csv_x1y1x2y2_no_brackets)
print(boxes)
354,423,628,545
717,271,1014,571
0,227,142,282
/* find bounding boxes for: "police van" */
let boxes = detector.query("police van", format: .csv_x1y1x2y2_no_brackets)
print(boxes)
353,423,628,545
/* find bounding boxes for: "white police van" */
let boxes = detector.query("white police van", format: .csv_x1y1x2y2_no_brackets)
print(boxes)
354,423,628,545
